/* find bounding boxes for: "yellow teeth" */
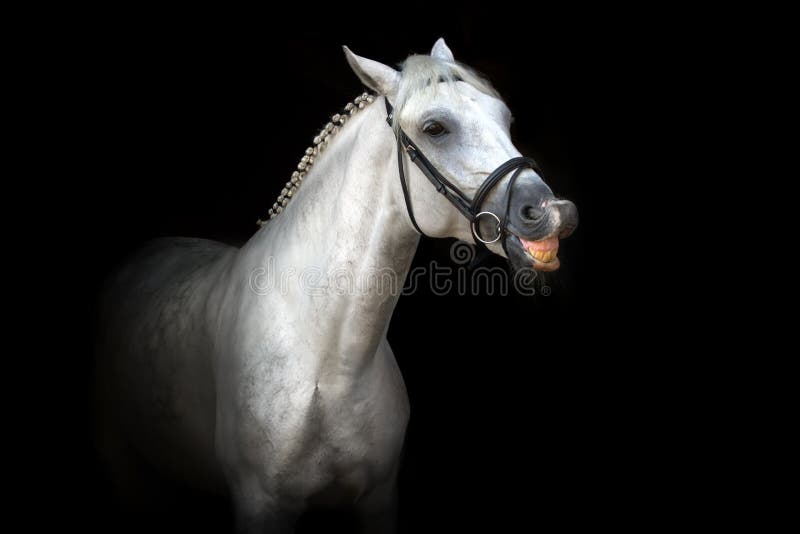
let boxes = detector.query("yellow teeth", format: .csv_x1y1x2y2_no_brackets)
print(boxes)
528,248,557,263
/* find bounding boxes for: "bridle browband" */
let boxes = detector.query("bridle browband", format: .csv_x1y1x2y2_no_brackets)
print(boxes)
385,98,542,249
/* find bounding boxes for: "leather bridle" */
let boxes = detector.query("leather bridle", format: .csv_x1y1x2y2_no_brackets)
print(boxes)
385,98,542,250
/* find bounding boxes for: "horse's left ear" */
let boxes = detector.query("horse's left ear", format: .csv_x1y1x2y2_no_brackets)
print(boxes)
430,38,455,62
343,46,400,97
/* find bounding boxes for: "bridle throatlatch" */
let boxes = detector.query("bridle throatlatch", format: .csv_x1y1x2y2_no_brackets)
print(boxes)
385,98,542,249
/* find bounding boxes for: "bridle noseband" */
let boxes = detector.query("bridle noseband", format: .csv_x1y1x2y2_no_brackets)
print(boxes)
385,98,542,249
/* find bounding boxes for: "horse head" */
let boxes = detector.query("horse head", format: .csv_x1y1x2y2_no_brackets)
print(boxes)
344,38,578,272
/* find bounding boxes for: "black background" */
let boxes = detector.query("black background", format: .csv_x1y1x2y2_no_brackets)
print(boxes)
37,7,674,533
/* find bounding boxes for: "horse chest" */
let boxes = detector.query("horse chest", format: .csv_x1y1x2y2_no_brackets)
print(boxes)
235,356,408,500
290,380,403,486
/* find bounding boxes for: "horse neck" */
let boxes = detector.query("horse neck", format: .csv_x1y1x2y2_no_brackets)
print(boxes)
238,98,419,376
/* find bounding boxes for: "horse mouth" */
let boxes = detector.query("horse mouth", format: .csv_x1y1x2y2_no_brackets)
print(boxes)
508,233,560,271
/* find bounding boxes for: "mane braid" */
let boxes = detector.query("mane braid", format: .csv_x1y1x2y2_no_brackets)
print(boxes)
257,91,376,226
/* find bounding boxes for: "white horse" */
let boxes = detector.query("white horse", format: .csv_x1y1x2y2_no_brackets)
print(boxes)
95,38,578,533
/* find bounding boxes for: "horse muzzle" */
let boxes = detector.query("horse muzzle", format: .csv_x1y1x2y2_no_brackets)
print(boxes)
504,190,579,272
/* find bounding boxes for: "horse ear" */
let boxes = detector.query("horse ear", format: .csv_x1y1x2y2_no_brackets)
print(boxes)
343,46,400,97
430,38,454,62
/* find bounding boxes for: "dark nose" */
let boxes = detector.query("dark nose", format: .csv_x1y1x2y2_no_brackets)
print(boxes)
506,178,578,239
507,180,554,231
520,202,546,223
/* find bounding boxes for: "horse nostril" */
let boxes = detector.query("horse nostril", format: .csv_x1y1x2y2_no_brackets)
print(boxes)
521,205,545,222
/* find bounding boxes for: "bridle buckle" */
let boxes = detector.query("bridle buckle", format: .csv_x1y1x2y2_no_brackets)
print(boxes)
471,211,503,244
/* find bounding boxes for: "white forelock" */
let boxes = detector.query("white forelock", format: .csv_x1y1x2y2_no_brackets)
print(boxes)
392,54,501,134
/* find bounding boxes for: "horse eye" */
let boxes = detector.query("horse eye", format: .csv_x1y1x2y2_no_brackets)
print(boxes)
423,121,447,137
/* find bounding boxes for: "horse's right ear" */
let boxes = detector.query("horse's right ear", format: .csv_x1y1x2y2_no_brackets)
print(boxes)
343,46,400,97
